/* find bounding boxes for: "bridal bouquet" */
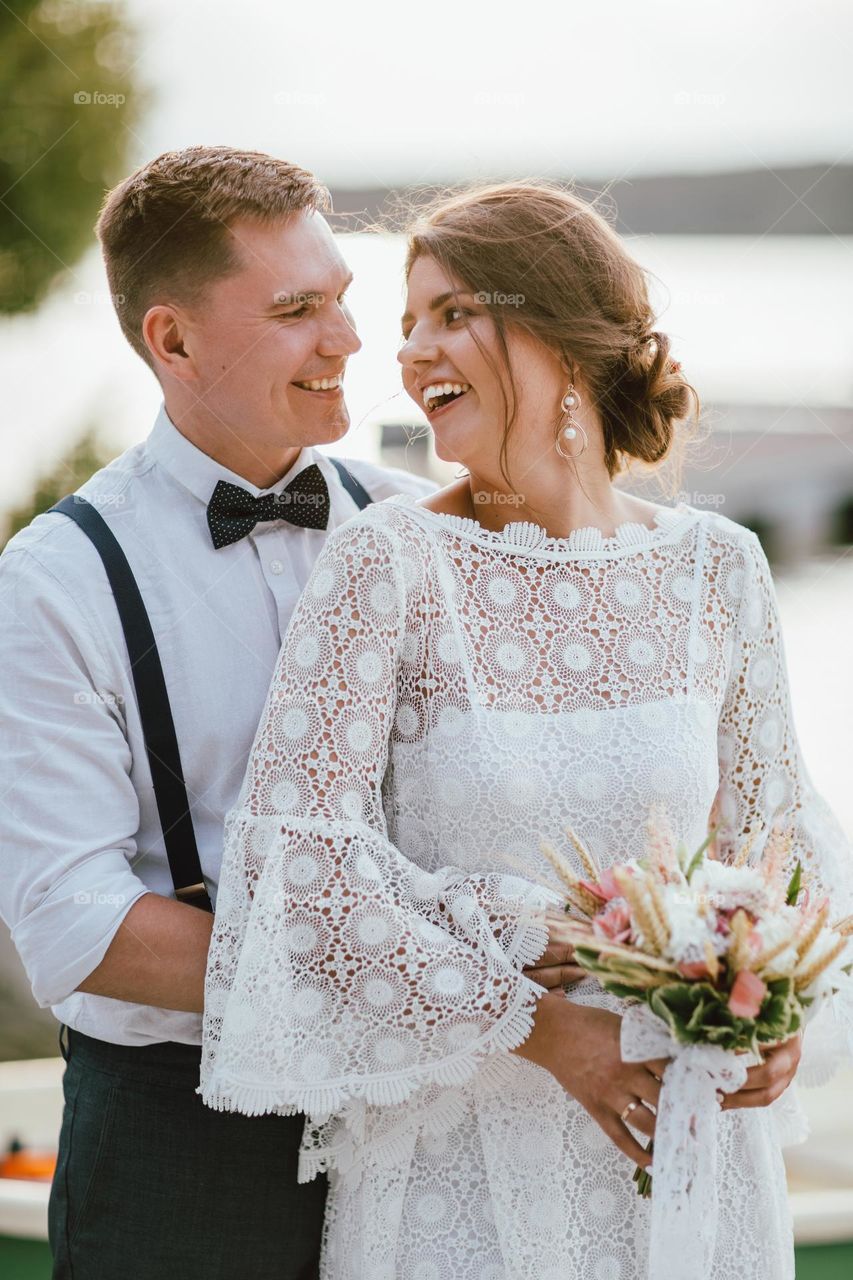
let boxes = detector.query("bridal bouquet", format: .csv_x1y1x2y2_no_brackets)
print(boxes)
536,813,853,1277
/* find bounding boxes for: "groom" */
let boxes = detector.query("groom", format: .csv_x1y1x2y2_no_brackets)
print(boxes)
0,146,438,1279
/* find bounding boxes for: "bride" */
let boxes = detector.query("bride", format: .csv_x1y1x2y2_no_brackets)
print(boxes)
199,182,852,1278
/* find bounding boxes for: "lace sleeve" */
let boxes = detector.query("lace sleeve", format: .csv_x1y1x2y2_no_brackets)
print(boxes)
198,515,544,1120
714,528,853,1087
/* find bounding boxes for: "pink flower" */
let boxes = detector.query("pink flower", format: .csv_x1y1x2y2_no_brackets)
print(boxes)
597,867,624,901
593,902,633,944
728,969,767,1019
678,960,712,980
578,878,608,903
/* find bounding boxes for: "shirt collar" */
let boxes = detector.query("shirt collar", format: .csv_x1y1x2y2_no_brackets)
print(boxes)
146,404,321,506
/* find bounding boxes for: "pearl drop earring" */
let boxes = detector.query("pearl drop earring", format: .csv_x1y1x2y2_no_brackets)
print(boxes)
555,383,588,461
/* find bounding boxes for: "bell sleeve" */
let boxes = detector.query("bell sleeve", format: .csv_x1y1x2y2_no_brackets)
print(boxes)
714,527,853,1089
198,514,547,1123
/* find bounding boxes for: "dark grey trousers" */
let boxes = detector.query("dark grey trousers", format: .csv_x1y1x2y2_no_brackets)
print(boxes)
48,1026,327,1279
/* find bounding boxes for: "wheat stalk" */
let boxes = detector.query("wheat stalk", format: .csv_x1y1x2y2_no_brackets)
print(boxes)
567,935,680,973
646,873,672,948
644,804,679,882
613,867,668,955
753,930,798,971
729,908,754,971
795,900,830,964
733,823,764,868
760,824,794,903
500,851,569,900
704,938,721,982
563,826,601,883
539,841,602,917
794,934,849,992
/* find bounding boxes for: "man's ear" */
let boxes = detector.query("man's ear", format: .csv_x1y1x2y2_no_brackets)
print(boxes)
142,304,197,380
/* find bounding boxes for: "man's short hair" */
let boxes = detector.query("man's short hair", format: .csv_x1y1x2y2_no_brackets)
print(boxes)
96,145,331,366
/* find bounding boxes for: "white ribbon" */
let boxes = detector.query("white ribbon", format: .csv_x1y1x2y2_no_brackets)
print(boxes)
620,1003,753,1280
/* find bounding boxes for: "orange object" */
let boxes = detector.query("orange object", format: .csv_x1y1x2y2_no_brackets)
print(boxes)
0,1143,57,1181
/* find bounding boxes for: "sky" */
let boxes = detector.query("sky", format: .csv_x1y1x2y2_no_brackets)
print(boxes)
123,0,853,186
4,0,852,513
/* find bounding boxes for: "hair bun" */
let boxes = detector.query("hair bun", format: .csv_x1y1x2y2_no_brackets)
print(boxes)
611,330,695,466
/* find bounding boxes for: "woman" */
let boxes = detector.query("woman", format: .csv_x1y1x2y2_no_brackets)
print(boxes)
199,183,853,1278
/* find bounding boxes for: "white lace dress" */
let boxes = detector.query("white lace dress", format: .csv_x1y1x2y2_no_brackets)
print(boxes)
199,492,853,1280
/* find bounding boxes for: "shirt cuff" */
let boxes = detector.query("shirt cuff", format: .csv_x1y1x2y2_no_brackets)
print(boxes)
11,854,151,1008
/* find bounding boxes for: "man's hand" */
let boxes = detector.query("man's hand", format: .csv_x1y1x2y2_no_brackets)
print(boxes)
720,1032,803,1110
523,909,588,990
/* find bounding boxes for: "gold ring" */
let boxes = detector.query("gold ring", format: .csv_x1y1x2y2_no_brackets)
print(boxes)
620,1100,639,1123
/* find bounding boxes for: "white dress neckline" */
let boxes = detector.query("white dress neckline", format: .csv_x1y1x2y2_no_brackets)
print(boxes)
387,490,700,557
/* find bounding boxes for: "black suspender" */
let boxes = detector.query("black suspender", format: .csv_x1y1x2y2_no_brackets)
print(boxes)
50,494,214,913
334,460,373,510
50,458,374,914
328,457,372,511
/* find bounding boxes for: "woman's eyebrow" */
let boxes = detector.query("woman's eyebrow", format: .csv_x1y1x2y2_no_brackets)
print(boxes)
401,290,475,327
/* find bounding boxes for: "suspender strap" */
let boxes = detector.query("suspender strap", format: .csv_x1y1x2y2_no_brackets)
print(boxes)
328,458,373,512
48,466,376,911
49,496,212,913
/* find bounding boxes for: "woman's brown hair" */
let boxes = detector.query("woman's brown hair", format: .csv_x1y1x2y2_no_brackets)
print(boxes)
403,181,701,495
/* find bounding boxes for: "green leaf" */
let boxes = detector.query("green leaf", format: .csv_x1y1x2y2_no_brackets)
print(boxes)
684,849,704,883
785,860,803,906
601,980,647,1000
685,828,719,881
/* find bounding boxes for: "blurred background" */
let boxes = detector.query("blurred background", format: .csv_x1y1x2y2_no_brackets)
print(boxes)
1,0,852,1273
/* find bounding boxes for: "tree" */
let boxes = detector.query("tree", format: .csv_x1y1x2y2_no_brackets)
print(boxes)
1,427,115,547
0,0,145,314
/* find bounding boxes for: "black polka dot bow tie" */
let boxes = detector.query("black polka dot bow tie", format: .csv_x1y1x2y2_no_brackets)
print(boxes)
206,465,330,549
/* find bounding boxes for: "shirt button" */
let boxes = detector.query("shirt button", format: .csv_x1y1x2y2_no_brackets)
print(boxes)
269,560,284,575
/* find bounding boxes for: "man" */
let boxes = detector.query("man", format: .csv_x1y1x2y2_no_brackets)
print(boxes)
0,145,437,1279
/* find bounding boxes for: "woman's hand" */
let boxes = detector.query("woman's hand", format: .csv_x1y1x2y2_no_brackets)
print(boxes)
513,994,669,1170
720,1031,803,1111
522,909,588,990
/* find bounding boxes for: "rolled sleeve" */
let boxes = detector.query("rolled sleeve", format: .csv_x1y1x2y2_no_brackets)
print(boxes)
0,542,151,1007
11,855,150,1008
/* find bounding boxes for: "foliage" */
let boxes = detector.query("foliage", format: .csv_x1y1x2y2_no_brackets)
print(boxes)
2,427,115,547
0,0,145,313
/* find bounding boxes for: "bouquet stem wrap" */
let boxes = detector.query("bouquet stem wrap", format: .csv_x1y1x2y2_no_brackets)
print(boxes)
620,1003,752,1280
